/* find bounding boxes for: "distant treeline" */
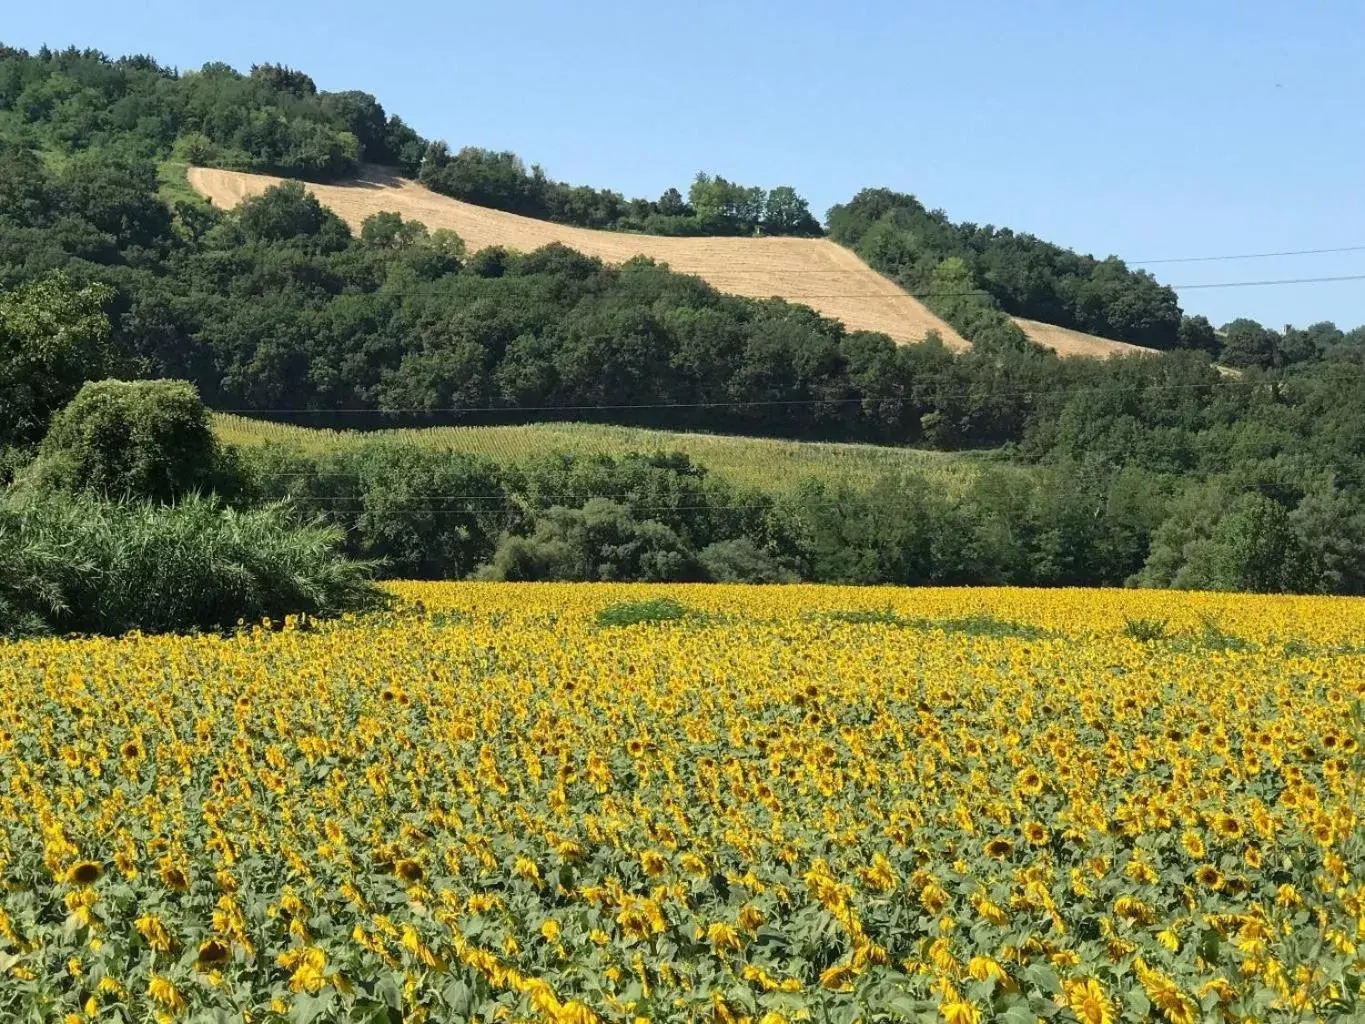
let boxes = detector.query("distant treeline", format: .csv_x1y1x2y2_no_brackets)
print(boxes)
0,45,819,237
418,151,822,237
0,44,423,178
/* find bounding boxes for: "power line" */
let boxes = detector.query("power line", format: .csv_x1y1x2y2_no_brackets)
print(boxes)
728,275,1365,293
1133,245,1365,265
294,279,1364,298
1171,274,1365,290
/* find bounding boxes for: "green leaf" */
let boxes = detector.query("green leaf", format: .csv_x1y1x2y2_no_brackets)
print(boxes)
290,991,336,1024
1022,963,1061,995
1125,988,1151,1015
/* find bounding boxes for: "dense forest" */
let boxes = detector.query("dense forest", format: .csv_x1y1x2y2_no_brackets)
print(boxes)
3,41,1365,613
830,189,1194,350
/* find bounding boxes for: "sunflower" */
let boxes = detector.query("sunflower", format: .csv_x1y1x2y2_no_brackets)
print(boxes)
394,858,424,884
1063,977,1114,1024
984,837,1013,860
195,938,231,970
737,904,766,932
158,858,189,892
818,964,856,992
707,922,742,953
65,861,103,886
1211,813,1244,840
147,975,187,1013
1195,864,1225,890
555,840,585,863
939,1001,982,1024
1180,831,1206,858
639,849,667,877
135,913,175,953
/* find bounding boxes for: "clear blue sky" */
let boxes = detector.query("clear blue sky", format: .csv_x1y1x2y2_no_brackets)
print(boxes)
7,0,1365,329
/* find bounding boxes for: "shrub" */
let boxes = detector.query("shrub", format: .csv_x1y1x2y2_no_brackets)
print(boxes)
0,491,384,637
29,379,233,502
698,538,798,583
475,499,703,582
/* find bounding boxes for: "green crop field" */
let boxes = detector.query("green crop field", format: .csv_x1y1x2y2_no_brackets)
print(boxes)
214,415,1000,493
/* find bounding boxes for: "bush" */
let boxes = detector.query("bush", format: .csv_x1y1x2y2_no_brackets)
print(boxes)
698,538,798,583
595,598,692,628
475,499,703,582
29,379,233,502
0,491,383,637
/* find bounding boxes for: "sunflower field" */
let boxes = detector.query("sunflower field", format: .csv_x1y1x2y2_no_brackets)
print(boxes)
1,584,1363,1024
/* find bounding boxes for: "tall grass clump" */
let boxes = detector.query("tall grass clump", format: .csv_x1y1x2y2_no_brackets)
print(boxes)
0,492,384,638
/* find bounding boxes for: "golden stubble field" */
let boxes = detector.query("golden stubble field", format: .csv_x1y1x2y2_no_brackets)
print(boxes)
188,167,965,349
1,583,1363,1022
188,167,1155,359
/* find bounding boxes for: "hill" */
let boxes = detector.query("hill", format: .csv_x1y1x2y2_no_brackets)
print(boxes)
188,166,967,348
188,166,1153,358
214,414,995,494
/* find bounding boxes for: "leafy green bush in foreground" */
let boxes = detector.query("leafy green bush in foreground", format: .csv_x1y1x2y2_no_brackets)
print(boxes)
0,493,384,638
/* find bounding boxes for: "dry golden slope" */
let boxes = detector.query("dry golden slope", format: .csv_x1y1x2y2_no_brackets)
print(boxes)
189,167,1153,358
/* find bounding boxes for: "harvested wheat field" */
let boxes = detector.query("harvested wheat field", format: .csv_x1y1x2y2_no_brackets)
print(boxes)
189,166,1151,358
1009,316,1158,359
190,166,971,347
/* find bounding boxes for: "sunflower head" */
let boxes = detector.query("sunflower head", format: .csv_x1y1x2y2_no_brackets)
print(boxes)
984,837,1013,860
196,938,231,969
1195,864,1225,890
66,861,103,886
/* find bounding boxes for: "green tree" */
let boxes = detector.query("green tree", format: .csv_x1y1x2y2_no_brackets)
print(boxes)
235,180,350,249
0,273,112,450
360,210,428,249
1176,314,1219,356
762,186,820,236
1206,492,1306,592
1219,318,1281,369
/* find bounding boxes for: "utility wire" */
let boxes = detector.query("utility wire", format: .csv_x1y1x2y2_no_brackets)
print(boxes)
1132,245,1365,265
645,276,1365,294
1172,274,1365,290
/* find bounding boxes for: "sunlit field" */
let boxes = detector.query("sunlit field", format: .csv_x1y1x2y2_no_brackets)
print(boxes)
2,584,1363,1022
214,415,994,494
